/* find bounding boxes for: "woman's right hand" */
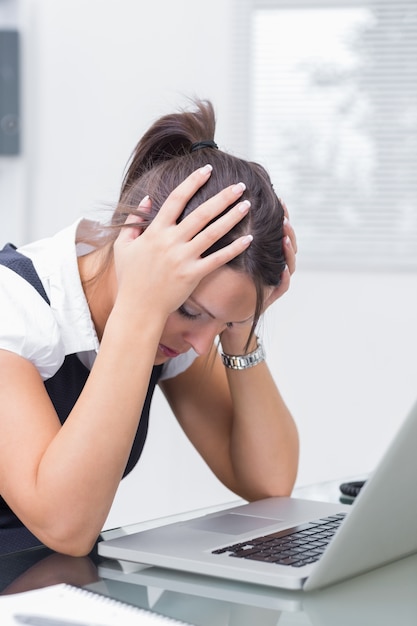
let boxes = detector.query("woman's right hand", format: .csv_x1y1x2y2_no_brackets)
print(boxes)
113,164,252,320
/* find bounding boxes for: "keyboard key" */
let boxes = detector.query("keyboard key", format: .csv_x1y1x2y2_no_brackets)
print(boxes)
212,513,346,567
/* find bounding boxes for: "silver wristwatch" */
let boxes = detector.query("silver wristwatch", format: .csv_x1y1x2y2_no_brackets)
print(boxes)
221,339,265,370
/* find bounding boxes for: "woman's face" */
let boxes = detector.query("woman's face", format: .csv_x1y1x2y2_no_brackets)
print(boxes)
155,267,258,364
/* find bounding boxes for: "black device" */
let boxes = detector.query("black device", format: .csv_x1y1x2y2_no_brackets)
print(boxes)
339,480,366,500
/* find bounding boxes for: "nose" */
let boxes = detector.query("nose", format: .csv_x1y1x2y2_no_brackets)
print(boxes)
184,326,219,357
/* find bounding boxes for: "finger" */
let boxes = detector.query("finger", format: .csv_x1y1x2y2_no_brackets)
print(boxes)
279,196,298,254
198,234,253,276
117,196,152,243
137,194,152,212
189,198,250,256
156,164,214,226
279,197,289,220
271,265,291,302
283,235,296,275
283,216,298,254
178,181,247,242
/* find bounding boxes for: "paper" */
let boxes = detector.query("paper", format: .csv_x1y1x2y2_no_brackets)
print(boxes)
0,583,191,625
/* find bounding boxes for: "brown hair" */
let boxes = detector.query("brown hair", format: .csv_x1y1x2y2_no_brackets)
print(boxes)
98,100,286,345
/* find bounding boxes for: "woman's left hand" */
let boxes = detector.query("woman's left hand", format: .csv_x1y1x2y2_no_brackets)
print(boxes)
220,200,297,354
263,199,297,311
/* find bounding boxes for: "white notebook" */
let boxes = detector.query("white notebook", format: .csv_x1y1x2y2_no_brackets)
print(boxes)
0,582,191,626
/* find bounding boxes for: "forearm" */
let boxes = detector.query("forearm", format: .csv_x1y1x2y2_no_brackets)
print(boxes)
220,335,299,500
33,306,165,553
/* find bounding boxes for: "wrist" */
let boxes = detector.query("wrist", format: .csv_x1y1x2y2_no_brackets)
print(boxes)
219,328,258,355
220,336,265,370
107,301,166,344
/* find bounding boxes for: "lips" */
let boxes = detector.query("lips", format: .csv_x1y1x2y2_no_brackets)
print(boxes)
158,344,180,358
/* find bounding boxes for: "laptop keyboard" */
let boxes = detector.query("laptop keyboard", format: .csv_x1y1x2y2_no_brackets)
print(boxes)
212,513,346,568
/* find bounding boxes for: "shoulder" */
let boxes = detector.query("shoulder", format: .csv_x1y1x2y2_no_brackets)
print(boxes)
0,265,65,379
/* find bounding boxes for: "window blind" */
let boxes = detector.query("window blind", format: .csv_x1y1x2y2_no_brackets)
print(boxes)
248,0,417,270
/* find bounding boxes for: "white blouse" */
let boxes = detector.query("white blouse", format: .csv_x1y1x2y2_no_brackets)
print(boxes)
0,219,196,381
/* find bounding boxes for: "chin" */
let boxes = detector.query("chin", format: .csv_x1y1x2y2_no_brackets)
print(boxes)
154,353,169,366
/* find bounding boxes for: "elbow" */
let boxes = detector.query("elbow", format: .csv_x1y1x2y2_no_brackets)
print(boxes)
274,469,298,498
41,531,98,557
32,519,100,557
275,468,299,498
271,482,295,498
250,482,295,501
11,495,104,556
243,467,298,502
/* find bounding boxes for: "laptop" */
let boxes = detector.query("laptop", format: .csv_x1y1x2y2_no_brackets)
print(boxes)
98,398,417,591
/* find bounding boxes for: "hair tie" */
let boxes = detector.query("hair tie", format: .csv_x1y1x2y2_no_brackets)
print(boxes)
190,140,218,153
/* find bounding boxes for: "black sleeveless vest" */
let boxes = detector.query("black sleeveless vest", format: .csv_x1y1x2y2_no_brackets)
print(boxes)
0,243,162,554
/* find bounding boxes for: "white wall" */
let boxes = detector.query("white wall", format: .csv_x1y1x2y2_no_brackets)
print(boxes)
17,0,239,243
1,0,416,530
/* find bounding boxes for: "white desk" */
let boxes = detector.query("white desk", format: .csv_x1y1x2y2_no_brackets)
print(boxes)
1,480,416,625
94,479,417,626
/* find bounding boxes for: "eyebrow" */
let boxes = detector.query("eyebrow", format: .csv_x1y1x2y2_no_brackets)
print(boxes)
188,296,254,325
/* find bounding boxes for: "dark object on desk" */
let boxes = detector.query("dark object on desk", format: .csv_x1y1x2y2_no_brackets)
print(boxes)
339,481,366,499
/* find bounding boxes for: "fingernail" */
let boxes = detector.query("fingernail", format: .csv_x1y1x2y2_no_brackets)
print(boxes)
139,195,150,206
284,235,291,246
232,182,246,195
242,234,253,245
200,164,213,175
283,216,289,225
239,200,251,213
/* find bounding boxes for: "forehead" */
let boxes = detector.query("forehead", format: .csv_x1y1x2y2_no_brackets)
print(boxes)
191,267,257,321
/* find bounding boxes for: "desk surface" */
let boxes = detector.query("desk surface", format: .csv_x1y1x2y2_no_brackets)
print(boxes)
1,480,416,626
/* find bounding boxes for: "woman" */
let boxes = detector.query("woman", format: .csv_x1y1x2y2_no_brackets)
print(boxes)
0,100,298,556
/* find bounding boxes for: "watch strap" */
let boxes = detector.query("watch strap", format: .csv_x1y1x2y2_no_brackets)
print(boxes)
221,339,265,370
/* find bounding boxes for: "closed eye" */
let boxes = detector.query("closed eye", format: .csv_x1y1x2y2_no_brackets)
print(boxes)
177,305,201,321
